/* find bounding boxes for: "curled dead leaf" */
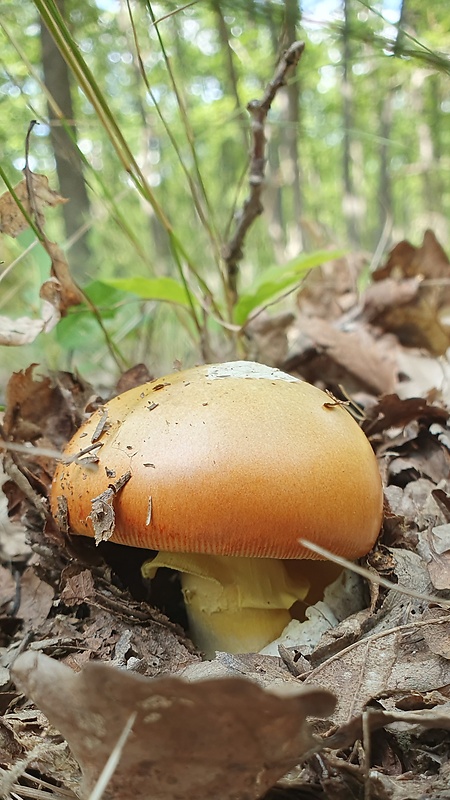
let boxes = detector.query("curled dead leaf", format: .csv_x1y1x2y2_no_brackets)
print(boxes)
88,471,132,544
0,315,50,346
363,394,449,437
374,229,450,281
0,172,68,238
45,240,83,309
0,280,61,346
366,230,450,355
12,651,335,800
305,614,450,725
289,316,397,396
0,266,81,346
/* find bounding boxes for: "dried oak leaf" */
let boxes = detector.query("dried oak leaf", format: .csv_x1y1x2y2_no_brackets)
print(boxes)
115,364,153,395
363,394,449,437
0,246,83,346
17,567,54,631
2,365,97,497
365,231,450,355
0,710,80,797
422,609,450,659
304,614,450,726
246,310,295,367
284,317,397,396
0,719,24,767
297,252,364,320
59,569,96,607
419,524,450,592
12,651,335,800
326,702,450,752
388,429,450,487
0,265,81,347
374,229,450,281
365,283,450,355
0,173,67,238
3,366,95,445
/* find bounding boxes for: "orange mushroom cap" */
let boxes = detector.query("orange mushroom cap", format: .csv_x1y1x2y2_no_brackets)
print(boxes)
51,361,382,561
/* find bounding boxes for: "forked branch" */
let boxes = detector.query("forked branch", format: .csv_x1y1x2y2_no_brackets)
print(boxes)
223,40,305,306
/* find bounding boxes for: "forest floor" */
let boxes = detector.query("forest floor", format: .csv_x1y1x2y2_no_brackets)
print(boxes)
2,230,450,799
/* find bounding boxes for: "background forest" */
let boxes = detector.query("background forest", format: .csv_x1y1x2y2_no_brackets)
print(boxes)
4,5,450,798
0,0,449,388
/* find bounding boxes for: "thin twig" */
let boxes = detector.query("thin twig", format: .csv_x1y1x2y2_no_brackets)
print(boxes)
222,41,305,306
87,712,136,800
299,538,450,609
24,120,45,238
0,436,103,465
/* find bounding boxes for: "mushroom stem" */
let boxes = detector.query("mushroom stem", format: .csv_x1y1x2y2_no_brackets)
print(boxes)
142,553,310,657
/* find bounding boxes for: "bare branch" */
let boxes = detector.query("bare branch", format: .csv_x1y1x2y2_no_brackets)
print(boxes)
223,41,305,305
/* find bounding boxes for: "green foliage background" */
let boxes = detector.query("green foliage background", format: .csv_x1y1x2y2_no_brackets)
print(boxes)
0,0,449,389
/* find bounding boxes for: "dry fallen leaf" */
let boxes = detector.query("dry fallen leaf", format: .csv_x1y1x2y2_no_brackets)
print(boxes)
0,172,68,238
12,651,335,800
326,701,450,752
115,364,154,395
363,393,449,437
365,230,450,355
420,523,450,591
17,567,54,631
59,569,96,607
305,613,450,725
297,252,363,319
2,365,97,499
0,263,71,344
246,310,295,367
290,316,398,396
374,229,450,281
88,472,132,544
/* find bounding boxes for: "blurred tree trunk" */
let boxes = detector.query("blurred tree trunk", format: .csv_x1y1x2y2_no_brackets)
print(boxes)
427,74,445,208
403,0,441,219
375,1,407,248
213,1,248,151
342,0,359,244
264,0,304,259
414,78,436,212
40,0,91,280
376,87,394,247
283,0,303,253
263,1,286,259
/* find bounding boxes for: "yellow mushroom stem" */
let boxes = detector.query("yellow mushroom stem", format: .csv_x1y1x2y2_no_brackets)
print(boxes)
142,553,310,657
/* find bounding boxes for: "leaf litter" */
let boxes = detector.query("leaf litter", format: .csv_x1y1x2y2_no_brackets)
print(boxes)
3,233,450,798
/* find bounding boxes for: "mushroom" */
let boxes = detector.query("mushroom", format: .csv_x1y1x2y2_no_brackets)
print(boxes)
51,361,383,656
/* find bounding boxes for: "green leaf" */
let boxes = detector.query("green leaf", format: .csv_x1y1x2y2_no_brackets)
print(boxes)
101,277,195,309
234,249,345,325
56,311,101,351
83,280,125,316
